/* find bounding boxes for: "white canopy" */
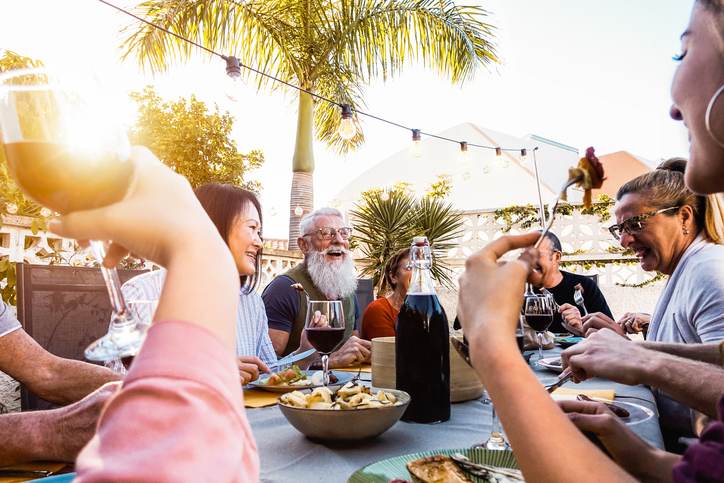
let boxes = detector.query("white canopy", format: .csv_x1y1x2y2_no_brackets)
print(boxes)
331,123,582,212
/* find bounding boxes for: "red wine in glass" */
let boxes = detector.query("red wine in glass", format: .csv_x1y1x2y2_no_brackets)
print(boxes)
305,327,345,354
525,314,553,332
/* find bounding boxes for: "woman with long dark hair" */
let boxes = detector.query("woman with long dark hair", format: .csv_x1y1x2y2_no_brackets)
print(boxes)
123,183,275,383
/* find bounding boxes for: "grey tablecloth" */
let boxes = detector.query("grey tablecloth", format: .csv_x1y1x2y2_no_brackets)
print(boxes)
247,349,663,483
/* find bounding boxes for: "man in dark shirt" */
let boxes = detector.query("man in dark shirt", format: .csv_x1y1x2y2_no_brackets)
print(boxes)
530,232,613,334
262,207,371,367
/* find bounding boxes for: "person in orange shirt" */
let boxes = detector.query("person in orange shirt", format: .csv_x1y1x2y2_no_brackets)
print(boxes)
361,248,411,340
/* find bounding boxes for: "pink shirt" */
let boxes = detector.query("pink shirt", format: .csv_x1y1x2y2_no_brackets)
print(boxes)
75,321,259,482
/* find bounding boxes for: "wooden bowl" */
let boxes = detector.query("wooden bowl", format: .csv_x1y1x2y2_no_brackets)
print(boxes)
371,336,484,402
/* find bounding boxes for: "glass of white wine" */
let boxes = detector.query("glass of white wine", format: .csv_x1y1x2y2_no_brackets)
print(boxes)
0,67,146,361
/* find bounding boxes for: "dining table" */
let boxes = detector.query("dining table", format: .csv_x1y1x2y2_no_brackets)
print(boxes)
246,347,664,483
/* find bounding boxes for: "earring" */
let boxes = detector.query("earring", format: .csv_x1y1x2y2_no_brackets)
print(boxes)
683,226,689,236
705,84,724,149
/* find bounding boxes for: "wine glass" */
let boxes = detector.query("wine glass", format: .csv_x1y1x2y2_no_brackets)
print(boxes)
523,292,555,363
0,67,145,361
304,300,345,386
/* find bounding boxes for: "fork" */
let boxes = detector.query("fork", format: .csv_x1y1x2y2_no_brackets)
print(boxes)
573,286,588,316
534,174,583,248
544,368,573,393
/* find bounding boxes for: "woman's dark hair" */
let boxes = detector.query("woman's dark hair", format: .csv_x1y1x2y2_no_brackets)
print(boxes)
616,158,723,243
194,183,263,293
698,0,723,13
384,248,411,292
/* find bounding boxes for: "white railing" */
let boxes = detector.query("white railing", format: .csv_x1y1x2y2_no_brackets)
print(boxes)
1,209,664,317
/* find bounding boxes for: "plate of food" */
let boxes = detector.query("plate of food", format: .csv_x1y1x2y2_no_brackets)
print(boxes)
537,357,564,373
279,382,410,441
250,365,354,393
347,447,521,482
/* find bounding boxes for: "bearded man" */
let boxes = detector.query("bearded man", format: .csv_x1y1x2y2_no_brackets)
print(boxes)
262,208,371,367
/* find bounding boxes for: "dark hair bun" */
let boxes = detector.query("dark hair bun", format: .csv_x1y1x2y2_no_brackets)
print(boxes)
656,157,687,174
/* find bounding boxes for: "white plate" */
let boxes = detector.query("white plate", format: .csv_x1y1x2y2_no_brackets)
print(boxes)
552,395,655,426
538,357,564,373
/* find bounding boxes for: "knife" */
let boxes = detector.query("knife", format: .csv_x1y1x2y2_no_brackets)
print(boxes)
267,348,316,371
450,337,471,367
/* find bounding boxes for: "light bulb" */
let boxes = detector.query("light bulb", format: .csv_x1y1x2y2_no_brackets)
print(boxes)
294,206,304,217
224,56,243,102
410,129,422,158
380,191,390,201
40,207,52,217
5,203,18,214
458,141,471,178
338,104,357,140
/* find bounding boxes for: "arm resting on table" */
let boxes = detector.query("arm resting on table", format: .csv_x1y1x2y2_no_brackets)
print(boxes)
0,329,119,405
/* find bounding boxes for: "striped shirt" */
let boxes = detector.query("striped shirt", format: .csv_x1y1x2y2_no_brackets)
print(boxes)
122,269,277,365
0,299,21,338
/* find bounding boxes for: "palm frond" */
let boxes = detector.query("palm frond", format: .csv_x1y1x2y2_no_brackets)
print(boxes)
328,0,498,85
351,191,463,293
121,0,302,89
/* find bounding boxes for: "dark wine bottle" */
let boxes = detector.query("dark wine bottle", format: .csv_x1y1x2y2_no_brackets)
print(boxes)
396,236,450,423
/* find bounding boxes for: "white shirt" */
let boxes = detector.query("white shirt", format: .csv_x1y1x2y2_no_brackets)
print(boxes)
122,269,277,365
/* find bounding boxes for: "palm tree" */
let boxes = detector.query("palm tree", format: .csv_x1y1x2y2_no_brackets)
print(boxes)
122,0,498,249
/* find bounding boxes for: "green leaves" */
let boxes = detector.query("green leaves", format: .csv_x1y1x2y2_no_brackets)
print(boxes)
351,189,463,294
128,86,264,189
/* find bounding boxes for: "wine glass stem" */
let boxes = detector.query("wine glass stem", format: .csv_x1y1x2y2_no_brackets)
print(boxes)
537,332,545,360
89,241,130,322
321,354,330,386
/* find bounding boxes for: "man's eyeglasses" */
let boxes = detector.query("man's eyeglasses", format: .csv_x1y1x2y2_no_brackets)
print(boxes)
608,206,680,240
304,226,353,241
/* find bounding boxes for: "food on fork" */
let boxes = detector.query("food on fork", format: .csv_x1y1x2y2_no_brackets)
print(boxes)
562,146,606,208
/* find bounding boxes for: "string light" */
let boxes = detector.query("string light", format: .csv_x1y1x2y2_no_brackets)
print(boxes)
223,55,243,101
380,190,390,201
337,104,357,140
411,129,422,158
294,206,304,216
97,0,538,158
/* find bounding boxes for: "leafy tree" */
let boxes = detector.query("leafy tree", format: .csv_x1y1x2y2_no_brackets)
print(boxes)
351,186,464,294
122,0,499,247
129,86,263,190
0,50,45,220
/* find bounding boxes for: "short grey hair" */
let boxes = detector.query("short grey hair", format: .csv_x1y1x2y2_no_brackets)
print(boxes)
299,207,344,237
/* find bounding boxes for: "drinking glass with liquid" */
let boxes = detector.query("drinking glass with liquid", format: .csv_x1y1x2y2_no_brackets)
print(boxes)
0,68,146,361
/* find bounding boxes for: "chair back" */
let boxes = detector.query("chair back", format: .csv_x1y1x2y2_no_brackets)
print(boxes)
355,278,374,316
15,263,146,410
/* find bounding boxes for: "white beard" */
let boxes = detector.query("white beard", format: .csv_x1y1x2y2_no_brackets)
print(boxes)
305,249,358,300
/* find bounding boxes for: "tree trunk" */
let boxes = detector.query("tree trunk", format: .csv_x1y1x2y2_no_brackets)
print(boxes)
288,91,315,250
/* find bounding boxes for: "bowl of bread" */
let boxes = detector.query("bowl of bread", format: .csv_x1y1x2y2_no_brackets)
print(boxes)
278,381,410,441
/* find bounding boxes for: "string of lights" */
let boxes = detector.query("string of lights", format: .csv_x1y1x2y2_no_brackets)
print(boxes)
97,0,533,158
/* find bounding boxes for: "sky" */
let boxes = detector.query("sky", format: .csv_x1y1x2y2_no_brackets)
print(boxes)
0,0,695,239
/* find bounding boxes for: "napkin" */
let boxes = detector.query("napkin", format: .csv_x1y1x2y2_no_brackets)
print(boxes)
335,364,372,374
0,463,68,483
551,387,616,402
243,388,280,408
